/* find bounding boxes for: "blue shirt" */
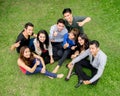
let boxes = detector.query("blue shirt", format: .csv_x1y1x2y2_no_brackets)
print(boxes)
62,33,76,48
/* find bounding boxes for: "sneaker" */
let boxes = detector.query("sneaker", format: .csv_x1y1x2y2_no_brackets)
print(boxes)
74,80,83,88
65,77,70,81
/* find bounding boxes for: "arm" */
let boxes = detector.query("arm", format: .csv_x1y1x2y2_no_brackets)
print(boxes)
48,42,54,64
63,33,69,49
82,17,91,24
17,58,39,73
33,39,42,55
71,48,86,59
32,33,37,38
10,41,21,51
71,50,79,59
33,53,46,73
63,42,69,49
68,49,89,68
89,55,107,83
71,45,77,50
33,53,46,69
77,17,91,26
84,65,106,85
50,55,54,64
71,49,89,65
49,25,57,42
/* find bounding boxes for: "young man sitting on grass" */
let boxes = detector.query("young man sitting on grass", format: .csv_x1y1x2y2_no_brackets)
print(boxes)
67,40,107,88
10,22,36,53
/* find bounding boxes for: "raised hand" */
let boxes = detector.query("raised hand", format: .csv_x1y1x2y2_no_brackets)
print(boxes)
53,31,58,37
67,63,73,69
35,59,40,66
15,41,21,47
77,22,84,27
64,42,69,49
41,67,46,73
71,45,77,50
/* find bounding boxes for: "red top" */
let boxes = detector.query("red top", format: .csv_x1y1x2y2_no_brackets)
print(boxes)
42,49,47,53
19,66,27,74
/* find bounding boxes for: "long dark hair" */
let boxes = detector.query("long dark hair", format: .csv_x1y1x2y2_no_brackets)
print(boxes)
37,30,49,50
19,46,34,67
77,33,89,52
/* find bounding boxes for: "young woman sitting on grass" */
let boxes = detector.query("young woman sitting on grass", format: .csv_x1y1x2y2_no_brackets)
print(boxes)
17,46,64,78
52,28,80,73
33,30,54,64
65,33,89,81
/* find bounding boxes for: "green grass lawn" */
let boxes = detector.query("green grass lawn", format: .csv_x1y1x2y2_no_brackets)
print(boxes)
0,0,120,96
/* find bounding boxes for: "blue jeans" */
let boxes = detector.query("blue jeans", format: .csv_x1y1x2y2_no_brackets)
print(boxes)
26,61,57,78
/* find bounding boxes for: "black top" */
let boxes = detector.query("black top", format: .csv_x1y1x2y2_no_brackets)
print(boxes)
15,31,30,53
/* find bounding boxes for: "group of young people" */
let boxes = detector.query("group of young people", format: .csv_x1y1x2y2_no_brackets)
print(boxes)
11,8,107,88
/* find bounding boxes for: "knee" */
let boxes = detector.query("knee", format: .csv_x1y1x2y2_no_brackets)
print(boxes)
57,50,63,57
74,63,79,68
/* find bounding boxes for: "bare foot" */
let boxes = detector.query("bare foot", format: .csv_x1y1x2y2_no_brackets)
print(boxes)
52,65,60,73
48,76,54,79
52,69,57,73
57,74,64,78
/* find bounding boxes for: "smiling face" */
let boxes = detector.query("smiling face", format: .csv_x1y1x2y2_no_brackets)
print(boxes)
23,48,31,58
57,23,65,32
78,36,85,46
89,44,99,56
63,12,73,23
38,33,46,43
68,32,75,40
25,26,34,36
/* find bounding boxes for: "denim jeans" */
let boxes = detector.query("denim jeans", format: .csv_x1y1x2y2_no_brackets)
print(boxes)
26,60,57,78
